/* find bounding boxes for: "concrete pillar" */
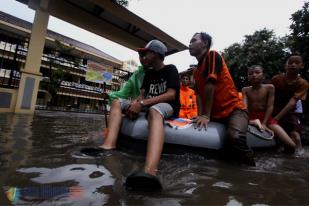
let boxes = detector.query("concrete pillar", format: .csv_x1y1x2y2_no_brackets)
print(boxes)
15,8,49,114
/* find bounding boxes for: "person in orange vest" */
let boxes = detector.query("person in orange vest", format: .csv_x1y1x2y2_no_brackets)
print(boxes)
179,73,198,119
189,32,255,166
238,92,243,101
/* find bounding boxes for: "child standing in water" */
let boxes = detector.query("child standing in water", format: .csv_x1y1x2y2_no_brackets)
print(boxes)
271,54,309,154
242,65,296,151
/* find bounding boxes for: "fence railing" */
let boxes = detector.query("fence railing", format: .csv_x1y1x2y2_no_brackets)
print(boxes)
0,31,26,88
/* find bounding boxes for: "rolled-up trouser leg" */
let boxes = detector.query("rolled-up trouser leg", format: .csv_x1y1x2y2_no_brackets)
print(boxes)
226,109,255,166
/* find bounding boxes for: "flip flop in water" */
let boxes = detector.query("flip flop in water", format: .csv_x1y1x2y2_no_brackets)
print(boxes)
80,147,115,157
247,125,274,141
125,171,162,192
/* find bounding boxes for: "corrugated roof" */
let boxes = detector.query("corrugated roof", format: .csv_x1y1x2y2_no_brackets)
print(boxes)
0,10,122,65
16,0,188,56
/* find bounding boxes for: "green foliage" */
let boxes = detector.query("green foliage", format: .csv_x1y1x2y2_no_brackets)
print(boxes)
288,1,309,81
288,1,309,122
47,68,69,97
113,0,129,7
54,39,75,54
222,29,288,90
222,1,309,122
41,62,71,105
44,40,74,104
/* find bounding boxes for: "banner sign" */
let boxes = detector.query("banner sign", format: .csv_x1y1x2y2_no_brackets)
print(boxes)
86,61,113,85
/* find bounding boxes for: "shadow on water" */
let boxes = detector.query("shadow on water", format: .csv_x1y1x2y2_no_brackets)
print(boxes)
0,111,309,205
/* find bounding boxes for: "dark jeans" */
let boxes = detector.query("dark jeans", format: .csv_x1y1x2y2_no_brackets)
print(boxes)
214,109,255,165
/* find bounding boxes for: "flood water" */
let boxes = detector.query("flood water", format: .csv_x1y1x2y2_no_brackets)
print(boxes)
1,111,309,206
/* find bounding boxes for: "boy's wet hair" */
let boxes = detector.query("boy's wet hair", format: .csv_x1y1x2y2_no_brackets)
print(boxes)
248,65,264,72
286,52,304,63
194,32,212,50
180,73,189,78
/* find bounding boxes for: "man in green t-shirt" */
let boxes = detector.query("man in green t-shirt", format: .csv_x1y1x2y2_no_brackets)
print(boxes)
101,54,148,127
102,40,179,178
108,65,145,104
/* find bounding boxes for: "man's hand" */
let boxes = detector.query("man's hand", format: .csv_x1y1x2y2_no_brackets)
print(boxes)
249,119,264,131
126,100,142,120
192,115,210,130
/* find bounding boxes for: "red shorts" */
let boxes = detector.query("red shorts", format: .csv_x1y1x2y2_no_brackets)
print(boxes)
249,111,278,125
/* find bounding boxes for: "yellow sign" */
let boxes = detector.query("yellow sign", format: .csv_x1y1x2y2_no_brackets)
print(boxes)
86,61,113,85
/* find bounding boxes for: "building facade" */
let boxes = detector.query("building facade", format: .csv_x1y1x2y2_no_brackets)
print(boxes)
0,11,131,114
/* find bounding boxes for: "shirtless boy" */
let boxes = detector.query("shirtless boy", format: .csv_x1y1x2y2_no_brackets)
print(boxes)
242,65,296,151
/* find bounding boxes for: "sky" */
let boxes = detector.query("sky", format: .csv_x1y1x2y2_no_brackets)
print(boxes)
0,0,305,72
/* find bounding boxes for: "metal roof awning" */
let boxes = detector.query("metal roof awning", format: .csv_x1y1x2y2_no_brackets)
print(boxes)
16,0,188,56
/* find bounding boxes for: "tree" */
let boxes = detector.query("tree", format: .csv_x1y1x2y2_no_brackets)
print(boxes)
288,1,309,122
42,40,73,106
45,67,69,105
222,29,288,90
112,0,129,7
288,1,309,81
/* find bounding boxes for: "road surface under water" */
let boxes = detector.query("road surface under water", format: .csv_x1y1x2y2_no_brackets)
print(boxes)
0,111,309,205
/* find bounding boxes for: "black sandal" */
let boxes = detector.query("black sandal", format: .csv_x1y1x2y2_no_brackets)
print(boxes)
125,171,162,191
80,147,115,157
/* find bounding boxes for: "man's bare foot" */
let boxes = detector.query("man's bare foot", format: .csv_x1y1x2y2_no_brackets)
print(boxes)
144,166,158,176
99,145,115,150
295,147,304,157
80,147,115,156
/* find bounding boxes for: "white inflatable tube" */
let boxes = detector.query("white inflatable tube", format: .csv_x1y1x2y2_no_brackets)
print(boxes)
120,114,276,150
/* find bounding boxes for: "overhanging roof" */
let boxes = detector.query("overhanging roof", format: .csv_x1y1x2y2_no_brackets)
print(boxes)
16,0,188,56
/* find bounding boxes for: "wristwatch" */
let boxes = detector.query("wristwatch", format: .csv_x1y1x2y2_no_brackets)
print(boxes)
139,100,145,106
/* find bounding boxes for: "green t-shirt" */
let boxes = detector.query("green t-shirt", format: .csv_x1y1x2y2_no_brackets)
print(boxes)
108,66,145,104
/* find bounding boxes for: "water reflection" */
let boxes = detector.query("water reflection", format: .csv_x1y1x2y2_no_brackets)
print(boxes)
15,164,114,205
0,111,309,205
0,114,33,177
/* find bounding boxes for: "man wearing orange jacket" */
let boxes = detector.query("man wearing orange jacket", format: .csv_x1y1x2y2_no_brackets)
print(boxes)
179,73,198,119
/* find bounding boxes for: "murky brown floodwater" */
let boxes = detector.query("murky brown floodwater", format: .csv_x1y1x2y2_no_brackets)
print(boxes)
0,111,309,206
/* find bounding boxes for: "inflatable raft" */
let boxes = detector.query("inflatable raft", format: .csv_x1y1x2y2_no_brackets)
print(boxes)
120,113,276,150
